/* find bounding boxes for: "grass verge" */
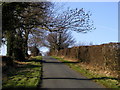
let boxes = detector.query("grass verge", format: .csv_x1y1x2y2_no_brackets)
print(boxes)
2,56,42,88
52,56,120,88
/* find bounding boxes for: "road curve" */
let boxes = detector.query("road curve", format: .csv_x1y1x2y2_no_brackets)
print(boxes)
41,56,105,88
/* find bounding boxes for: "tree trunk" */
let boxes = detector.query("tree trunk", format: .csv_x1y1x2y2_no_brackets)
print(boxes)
24,38,28,57
6,31,14,57
13,30,25,61
24,29,29,57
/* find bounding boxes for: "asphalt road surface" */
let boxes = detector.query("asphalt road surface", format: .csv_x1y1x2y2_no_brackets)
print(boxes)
41,56,105,88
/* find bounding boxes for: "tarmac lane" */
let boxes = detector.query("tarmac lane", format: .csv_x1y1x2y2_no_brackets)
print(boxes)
41,56,105,88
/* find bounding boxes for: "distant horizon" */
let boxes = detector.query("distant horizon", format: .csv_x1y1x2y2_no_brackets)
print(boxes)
0,41,119,56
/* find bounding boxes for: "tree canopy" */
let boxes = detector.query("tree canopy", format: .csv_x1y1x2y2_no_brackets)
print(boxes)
2,2,52,60
2,2,95,60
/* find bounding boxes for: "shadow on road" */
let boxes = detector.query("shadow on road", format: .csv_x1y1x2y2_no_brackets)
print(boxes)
24,58,79,64
42,77,119,80
40,60,79,64
28,59,119,81
24,59,42,62
23,58,119,88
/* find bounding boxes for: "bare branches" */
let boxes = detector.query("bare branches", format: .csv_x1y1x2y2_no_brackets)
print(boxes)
28,28,47,48
45,30,75,51
45,7,95,33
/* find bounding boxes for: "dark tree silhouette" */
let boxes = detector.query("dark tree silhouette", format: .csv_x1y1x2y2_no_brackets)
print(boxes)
2,2,52,60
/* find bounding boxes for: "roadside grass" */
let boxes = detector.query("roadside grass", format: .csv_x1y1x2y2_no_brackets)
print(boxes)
2,56,42,88
52,56,120,88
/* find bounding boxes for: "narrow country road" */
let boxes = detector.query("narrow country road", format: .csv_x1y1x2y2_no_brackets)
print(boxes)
41,56,105,88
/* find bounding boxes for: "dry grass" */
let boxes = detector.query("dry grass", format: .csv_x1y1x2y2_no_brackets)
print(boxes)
60,56,119,78
59,56,78,62
14,60,28,65
78,63,119,78
53,56,120,88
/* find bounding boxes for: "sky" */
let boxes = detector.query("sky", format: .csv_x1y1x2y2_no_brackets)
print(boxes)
0,1,119,55
65,2,118,45
41,2,118,54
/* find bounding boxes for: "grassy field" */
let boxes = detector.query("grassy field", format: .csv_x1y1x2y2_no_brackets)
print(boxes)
52,56,120,88
2,56,42,88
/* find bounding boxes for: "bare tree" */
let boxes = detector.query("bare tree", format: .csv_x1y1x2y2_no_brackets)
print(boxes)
17,2,53,57
28,28,47,47
43,7,95,33
44,30,75,51
26,3,95,57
